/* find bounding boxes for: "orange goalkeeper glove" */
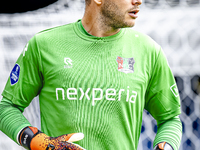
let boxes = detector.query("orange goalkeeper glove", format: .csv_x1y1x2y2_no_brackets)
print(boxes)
19,126,85,150
154,142,173,150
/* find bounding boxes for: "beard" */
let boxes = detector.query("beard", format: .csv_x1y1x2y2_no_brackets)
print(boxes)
100,0,135,29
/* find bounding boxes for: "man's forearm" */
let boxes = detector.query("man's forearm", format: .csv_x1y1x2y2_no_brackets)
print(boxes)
153,116,182,150
0,97,31,143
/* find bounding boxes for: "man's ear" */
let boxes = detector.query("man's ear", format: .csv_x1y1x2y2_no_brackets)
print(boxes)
93,0,102,5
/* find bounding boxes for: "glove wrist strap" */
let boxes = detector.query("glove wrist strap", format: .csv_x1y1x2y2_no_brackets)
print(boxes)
19,126,41,150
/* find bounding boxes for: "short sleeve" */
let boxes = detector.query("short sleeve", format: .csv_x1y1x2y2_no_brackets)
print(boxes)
145,48,181,124
2,36,43,108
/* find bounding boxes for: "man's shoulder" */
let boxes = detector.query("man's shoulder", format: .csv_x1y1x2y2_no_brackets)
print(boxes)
125,28,154,42
35,22,75,39
125,28,161,51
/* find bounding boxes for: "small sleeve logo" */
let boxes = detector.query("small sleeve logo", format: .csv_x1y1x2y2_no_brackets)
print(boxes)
170,84,179,97
10,64,20,85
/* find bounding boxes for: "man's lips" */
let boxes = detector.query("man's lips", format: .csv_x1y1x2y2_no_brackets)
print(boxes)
128,9,139,18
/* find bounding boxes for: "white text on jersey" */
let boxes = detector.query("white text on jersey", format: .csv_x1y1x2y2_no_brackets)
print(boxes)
56,87,137,106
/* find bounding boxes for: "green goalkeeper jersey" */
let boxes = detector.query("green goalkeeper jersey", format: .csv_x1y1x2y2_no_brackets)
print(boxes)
2,20,181,150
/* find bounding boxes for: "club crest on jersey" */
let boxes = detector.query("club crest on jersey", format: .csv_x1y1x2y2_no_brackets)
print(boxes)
116,56,135,74
10,64,20,85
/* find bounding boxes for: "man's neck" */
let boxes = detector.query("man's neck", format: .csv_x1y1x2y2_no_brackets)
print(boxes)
81,13,121,37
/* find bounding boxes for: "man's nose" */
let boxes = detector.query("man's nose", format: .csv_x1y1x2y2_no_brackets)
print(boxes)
132,0,142,5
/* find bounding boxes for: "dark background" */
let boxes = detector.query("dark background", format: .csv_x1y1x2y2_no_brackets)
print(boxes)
0,0,58,13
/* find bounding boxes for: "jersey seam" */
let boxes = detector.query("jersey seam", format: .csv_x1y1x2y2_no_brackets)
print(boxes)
156,108,181,124
34,35,44,86
145,47,162,106
2,90,30,109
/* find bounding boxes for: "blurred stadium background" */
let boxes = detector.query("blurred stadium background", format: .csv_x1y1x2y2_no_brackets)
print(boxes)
0,0,200,149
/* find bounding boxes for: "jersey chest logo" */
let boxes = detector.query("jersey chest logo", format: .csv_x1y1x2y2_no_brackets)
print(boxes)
116,56,135,74
64,57,73,68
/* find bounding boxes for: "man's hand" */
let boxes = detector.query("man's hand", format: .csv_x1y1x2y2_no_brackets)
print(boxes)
19,126,85,150
154,142,174,150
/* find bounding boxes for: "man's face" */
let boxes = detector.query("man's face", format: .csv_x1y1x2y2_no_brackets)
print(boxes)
100,0,142,29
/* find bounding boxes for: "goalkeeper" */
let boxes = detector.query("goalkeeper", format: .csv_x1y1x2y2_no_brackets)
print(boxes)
0,0,182,149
